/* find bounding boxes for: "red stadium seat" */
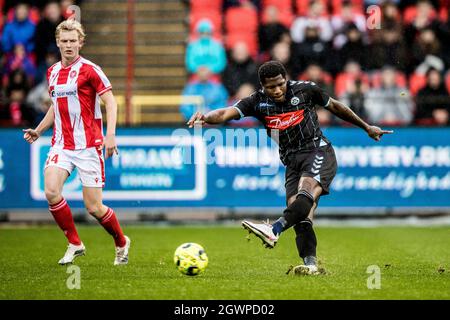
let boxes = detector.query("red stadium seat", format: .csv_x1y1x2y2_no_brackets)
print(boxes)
190,0,223,14
403,5,437,25
225,6,258,34
225,32,259,58
298,70,333,86
409,73,427,96
370,71,407,89
262,0,292,11
334,72,370,97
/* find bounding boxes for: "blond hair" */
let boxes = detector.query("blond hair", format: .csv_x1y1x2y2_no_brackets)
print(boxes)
55,19,86,41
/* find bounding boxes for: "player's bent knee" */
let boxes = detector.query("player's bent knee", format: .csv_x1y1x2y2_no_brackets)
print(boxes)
44,187,62,203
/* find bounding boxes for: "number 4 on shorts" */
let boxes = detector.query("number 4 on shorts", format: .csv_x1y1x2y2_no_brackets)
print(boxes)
46,154,59,165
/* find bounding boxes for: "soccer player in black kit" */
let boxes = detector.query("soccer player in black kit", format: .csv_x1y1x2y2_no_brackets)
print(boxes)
187,61,393,275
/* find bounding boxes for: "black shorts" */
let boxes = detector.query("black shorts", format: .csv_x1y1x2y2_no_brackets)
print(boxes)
285,144,337,201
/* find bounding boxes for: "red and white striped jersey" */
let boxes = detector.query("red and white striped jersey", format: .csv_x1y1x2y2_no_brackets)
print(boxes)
47,56,112,150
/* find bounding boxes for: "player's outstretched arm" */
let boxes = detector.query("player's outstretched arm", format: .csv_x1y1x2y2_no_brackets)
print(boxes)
326,97,393,141
23,104,55,144
187,106,241,128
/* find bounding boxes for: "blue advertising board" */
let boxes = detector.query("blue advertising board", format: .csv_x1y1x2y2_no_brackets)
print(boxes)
0,127,449,212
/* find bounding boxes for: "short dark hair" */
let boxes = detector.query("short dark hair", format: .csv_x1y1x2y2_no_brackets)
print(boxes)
258,61,287,84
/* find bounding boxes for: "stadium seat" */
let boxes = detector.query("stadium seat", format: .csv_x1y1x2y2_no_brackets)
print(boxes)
262,0,292,11
403,5,437,25
298,70,333,86
334,72,370,98
190,0,223,14
225,6,258,34
408,73,427,96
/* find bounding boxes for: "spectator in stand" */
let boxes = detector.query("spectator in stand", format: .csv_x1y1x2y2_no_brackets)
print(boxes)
2,69,35,126
338,61,370,123
35,1,63,64
331,0,367,50
364,66,413,126
222,41,258,99
3,43,36,84
270,41,295,79
227,83,259,127
409,27,443,73
381,1,403,30
291,0,333,44
185,19,227,75
258,5,289,54
300,63,336,126
26,81,51,125
366,23,408,71
414,68,450,125
180,66,229,121
403,0,442,49
337,23,368,71
1,2,36,54
291,23,331,76
35,49,59,84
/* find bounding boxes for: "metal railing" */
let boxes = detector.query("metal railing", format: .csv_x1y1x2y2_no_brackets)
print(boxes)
114,95,205,125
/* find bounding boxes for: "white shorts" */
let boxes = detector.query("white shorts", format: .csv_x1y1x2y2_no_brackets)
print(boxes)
44,147,105,188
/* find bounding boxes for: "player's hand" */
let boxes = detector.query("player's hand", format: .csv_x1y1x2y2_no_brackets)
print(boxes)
102,134,119,159
22,128,40,144
187,111,206,128
366,126,394,141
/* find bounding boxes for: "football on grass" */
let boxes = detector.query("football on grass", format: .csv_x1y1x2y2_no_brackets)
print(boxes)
173,242,208,276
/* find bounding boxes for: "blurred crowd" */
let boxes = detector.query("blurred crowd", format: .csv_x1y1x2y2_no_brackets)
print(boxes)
0,0,81,127
181,0,450,127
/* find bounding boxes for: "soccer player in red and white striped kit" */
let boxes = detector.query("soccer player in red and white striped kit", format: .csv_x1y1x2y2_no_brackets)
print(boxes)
23,19,130,265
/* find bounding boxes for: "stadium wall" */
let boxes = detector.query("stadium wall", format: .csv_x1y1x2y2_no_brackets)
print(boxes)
1,127,449,216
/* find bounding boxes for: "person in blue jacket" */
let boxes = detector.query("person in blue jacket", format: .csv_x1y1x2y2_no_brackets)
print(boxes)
185,19,227,75
2,2,36,54
180,66,229,121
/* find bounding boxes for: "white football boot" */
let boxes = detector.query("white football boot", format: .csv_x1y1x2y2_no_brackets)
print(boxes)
242,220,279,248
58,243,86,265
114,235,131,265
292,264,320,275
292,256,320,275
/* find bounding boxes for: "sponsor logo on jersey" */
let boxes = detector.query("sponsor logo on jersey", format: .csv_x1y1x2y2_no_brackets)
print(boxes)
53,90,78,98
259,102,275,107
264,110,305,130
291,97,300,106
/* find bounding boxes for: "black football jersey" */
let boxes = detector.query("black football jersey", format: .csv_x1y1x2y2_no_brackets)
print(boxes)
233,80,331,164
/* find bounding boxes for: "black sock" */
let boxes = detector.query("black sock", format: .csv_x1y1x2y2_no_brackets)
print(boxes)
282,191,314,230
294,218,317,261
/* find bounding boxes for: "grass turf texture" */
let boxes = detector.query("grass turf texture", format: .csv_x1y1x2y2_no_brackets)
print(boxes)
0,225,449,300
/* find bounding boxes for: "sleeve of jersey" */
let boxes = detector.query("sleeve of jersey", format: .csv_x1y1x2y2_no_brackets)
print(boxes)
232,94,257,118
88,65,112,95
309,83,331,108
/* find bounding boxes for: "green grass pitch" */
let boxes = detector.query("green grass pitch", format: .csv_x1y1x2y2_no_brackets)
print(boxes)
0,225,449,300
